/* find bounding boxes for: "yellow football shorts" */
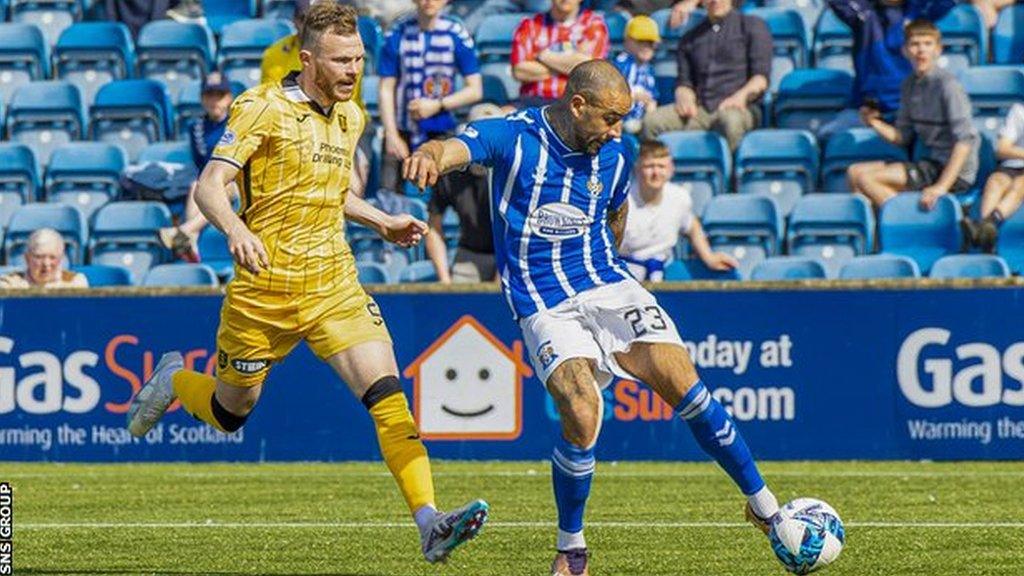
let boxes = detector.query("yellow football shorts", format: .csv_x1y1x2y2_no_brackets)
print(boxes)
215,280,392,387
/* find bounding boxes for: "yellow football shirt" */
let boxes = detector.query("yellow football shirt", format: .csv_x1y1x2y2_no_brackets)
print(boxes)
260,34,368,125
211,72,364,293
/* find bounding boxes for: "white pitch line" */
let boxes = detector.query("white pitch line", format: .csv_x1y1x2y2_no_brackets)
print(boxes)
16,521,1024,530
7,470,1024,479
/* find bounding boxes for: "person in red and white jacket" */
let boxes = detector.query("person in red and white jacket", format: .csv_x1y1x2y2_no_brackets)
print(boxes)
510,0,609,107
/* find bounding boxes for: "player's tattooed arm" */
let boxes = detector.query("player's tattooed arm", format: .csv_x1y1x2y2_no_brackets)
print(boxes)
608,202,629,250
402,138,472,190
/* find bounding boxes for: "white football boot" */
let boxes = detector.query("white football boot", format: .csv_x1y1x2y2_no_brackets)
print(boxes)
421,499,489,563
126,351,183,437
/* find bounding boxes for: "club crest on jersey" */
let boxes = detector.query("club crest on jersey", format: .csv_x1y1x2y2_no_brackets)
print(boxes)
587,177,603,195
218,130,237,146
528,202,592,240
423,74,453,98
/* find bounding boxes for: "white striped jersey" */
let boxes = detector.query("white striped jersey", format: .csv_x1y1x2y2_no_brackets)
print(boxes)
455,107,634,320
379,15,479,147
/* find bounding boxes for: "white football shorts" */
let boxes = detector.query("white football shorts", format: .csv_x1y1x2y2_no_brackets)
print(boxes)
519,278,684,389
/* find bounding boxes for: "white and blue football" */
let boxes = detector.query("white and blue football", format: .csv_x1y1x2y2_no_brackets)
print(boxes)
769,498,845,574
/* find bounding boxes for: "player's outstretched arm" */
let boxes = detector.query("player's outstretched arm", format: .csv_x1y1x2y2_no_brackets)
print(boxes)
345,193,429,248
195,160,269,274
402,139,472,191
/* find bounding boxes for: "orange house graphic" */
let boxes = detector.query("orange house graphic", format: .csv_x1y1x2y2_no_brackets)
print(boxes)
404,315,533,440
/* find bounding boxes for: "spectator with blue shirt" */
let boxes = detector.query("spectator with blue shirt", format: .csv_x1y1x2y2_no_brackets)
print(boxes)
379,0,483,195
613,15,660,134
158,71,237,262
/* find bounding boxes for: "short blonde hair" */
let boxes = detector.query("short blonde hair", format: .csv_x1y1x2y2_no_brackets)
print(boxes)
904,19,942,43
26,228,64,255
300,2,359,50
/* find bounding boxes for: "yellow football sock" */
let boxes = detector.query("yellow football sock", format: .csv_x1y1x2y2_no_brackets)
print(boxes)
172,370,227,433
370,393,435,513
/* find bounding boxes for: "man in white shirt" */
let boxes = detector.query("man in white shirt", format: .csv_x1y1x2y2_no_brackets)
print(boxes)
0,228,88,289
963,103,1024,252
619,139,737,280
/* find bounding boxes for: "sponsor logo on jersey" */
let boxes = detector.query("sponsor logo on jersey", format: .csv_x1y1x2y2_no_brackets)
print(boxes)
528,203,592,240
231,358,270,374
218,130,236,146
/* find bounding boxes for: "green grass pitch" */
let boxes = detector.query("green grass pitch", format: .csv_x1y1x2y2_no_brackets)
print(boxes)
7,461,1024,575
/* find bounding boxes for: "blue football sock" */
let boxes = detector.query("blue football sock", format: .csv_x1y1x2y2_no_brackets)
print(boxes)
675,380,765,495
551,435,595,535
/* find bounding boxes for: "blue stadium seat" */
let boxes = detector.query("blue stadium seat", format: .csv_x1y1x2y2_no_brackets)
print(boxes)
10,0,80,48
0,142,40,203
879,193,961,274
760,0,823,40
773,68,852,133
605,11,628,51
0,144,38,232
4,203,86,265
736,129,818,216
45,142,124,220
262,0,296,19
138,140,191,165
929,254,1010,279
143,262,219,286
702,195,782,279
0,23,49,106
997,206,1024,274
90,201,172,284
71,263,132,286
53,22,134,106
658,131,731,206
750,256,827,281
357,261,391,284
219,18,294,88
812,8,853,74
993,5,1024,64
821,128,908,192
176,78,245,134
662,258,742,281
787,194,873,278
204,0,257,35
398,260,439,283
935,4,986,73
137,21,216,104
838,254,920,279
744,8,809,92
358,15,383,75
481,73,510,106
6,81,85,167
474,13,529,63
356,245,409,282
89,79,173,161
958,66,1024,139
441,207,460,249
196,225,234,281
478,61,519,104
361,74,380,124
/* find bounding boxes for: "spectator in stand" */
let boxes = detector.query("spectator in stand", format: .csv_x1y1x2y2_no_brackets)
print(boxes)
818,0,956,140
104,0,172,38
962,103,1024,253
618,0,701,28
510,0,610,107
0,229,88,289
379,0,482,196
847,20,978,211
619,140,737,281
424,104,502,283
158,72,235,262
262,0,372,196
463,0,552,33
639,0,771,151
972,0,1015,30
613,15,660,135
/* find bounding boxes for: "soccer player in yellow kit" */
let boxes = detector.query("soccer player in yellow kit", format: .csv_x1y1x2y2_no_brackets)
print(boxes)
126,3,488,563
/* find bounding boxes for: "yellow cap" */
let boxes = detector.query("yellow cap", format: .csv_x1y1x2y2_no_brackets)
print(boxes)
625,15,661,43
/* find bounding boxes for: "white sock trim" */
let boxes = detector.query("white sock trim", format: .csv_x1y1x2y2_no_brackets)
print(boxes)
413,504,438,537
748,487,780,519
557,528,586,551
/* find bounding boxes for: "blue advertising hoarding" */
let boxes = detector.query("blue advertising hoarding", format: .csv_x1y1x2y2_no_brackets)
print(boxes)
0,286,1022,462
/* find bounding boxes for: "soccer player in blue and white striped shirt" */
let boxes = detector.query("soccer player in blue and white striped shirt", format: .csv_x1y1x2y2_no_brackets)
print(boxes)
404,60,780,576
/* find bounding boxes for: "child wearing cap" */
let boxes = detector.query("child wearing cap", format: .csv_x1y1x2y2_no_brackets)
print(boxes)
613,15,661,134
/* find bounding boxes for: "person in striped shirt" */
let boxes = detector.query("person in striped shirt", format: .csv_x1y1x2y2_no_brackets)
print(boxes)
403,60,780,576
612,14,660,134
511,0,610,108
378,0,483,195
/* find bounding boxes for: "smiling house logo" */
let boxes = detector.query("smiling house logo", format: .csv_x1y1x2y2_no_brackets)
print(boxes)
404,315,532,441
